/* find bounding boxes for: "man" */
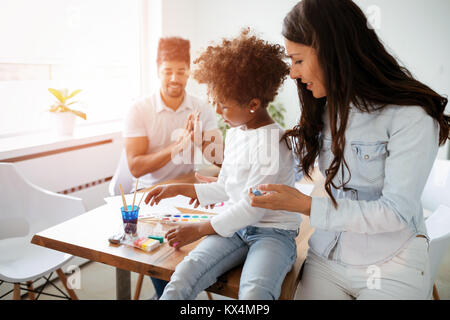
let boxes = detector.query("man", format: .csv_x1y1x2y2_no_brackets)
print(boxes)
123,37,222,298
124,37,222,191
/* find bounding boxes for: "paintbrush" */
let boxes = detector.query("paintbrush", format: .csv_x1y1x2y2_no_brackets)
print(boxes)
131,179,139,210
119,184,128,211
138,190,147,208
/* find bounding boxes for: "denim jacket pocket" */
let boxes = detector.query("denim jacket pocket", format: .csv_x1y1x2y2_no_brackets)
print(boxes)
318,137,333,173
351,141,388,183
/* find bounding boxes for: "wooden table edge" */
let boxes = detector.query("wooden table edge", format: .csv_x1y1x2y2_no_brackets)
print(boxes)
31,234,174,281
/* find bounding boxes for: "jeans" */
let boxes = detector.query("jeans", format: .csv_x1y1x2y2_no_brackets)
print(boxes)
160,226,298,300
150,277,168,298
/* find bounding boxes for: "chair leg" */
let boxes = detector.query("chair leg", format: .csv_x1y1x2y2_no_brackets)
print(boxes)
13,283,21,300
26,281,35,300
133,274,144,300
432,284,440,300
206,291,214,300
56,268,79,300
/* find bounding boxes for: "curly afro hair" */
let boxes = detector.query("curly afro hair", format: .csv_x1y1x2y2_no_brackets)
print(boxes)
193,29,290,108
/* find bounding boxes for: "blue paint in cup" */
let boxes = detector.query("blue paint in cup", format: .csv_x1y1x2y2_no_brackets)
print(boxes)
121,205,140,235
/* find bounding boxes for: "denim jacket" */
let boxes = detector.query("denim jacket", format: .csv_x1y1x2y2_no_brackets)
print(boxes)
308,105,439,266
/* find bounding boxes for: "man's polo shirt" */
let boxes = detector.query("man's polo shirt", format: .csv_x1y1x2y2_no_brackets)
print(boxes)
123,91,218,189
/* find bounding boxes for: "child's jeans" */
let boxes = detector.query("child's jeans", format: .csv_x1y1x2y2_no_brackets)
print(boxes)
160,226,298,300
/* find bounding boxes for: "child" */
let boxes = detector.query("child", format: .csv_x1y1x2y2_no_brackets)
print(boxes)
144,29,302,300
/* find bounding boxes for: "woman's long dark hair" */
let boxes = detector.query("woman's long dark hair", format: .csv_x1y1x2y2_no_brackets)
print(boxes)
283,0,449,207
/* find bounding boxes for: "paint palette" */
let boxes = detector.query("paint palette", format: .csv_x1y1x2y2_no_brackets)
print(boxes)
139,213,214,224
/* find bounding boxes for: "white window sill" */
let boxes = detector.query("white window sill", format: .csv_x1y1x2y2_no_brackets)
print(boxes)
0,120,123,161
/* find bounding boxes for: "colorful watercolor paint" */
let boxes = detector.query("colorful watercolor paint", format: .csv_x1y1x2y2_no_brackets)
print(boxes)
140,213,214,224
126,237,160,252
133,238,148,247
142,239,160,251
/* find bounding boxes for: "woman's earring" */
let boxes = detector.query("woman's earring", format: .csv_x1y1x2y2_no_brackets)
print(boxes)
250,109,255,114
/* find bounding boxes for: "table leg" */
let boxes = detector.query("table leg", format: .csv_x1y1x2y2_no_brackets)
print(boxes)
116,268,131,300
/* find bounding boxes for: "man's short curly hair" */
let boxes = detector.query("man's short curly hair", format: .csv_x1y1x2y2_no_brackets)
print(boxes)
157,37,190,67
193,29,290,108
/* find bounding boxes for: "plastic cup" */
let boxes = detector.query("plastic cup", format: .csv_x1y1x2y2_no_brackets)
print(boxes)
121,205,140,236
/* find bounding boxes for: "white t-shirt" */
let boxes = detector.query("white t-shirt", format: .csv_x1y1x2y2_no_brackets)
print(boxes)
194,123,302,237
123,91,218,189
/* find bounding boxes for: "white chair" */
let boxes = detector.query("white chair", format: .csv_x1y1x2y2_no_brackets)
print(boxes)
0,163,85,300
421,159,450,212
108,150,134,196
425,205,450,300
421,159,450,300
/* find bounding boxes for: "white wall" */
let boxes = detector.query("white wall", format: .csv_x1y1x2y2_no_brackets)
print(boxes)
159,0,450,159
355,0,450,159
161,0,300,130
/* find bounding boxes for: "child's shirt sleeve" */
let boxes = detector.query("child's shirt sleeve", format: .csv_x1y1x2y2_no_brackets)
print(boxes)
210,132,291,237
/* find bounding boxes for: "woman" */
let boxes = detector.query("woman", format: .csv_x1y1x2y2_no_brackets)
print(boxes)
249,0,449,299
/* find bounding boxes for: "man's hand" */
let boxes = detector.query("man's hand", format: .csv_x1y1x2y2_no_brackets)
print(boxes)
193,110,203,147
172,112,196,155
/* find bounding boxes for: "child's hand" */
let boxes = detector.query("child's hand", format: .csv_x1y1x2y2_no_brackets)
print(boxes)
165,222,212,248
188,197,216,209
195,172,218,183
144,184,179,206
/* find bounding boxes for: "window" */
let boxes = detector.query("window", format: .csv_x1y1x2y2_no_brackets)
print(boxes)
0,0,141,136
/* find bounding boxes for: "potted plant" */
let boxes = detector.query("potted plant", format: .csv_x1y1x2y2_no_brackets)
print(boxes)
48,88,86,136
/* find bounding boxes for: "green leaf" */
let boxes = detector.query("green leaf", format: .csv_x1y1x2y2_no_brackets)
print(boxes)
69,109,87,120
67,89,82,100
48,88,65,103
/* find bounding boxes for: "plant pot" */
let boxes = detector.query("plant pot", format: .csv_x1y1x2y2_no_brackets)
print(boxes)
51,112,76,136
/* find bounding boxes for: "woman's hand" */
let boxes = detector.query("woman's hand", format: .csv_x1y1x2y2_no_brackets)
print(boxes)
165,222,216,248
248,184,312,216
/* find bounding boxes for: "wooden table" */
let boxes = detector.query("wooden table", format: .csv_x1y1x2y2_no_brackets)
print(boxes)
31,203,202,300
31,171,325,300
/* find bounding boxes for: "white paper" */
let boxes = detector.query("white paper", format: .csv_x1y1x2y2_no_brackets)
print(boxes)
104,194,231,218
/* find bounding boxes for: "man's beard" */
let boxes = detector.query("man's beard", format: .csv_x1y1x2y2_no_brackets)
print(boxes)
164,83,184,98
